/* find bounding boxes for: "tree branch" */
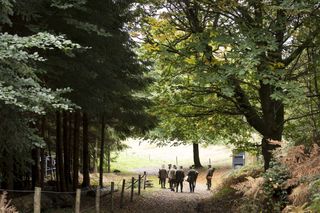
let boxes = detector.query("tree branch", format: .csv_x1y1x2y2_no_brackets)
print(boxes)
283,110,320,124
282,28,320,66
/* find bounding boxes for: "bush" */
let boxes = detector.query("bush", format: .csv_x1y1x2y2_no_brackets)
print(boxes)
262,162,291,212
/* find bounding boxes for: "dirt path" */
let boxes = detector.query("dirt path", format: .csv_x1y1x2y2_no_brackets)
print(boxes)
118,184,210,213
106,167,231,213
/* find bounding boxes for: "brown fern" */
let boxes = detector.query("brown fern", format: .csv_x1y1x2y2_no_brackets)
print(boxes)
281,203,311,213
231,176,265,199
288,184,310,206
0,192,18,213
273,142,320,187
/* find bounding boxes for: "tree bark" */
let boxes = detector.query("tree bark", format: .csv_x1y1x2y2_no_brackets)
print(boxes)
107,143,111,173
93,139,98,173
63,111,71,190
99,114,105,188
56,111,66,191
40,116,46,187
31,148,41,188
68,111,73,178
192,143,202,168
82,112,90,187
2,151,14,190
259,82,284,170
73,111,80,190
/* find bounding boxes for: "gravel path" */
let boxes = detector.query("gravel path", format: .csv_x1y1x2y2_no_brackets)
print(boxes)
107,168,231,213
118,182,211,213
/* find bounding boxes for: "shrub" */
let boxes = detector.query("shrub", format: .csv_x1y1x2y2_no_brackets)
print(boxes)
262,162,291,212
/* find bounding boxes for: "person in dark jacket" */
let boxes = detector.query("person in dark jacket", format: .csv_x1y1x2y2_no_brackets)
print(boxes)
175,166,185,192
167,164,172,189
187,166,199,192
158,165,167,188
206,165,215,190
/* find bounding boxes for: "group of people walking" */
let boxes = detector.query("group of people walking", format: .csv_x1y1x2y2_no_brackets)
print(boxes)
158,164,215,193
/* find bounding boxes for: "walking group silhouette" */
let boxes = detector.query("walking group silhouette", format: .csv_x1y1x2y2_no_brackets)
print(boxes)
158,164,215,193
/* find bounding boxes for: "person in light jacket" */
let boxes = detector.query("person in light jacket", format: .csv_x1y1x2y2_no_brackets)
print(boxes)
168,165,176,191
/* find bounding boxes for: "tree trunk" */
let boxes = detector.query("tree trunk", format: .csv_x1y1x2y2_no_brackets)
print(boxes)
63,111,71,190
56,111,66,191
73,111,80,190
93,139,98,173
31,148,41,188
2,150,14,190
40,116,46,187
259,82,284,170
99,114,105,188
193,143,202,168
82,112,90,187
68,111,73,178
107,143,111,173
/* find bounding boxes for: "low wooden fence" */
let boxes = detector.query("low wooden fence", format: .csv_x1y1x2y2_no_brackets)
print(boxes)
1,171,148,213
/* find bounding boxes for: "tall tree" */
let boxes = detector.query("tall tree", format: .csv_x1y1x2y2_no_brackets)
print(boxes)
39,0,156,187
0,0,79,189
99,114,105,188
141,0,320,170
82,112,90,188
73,111,80,190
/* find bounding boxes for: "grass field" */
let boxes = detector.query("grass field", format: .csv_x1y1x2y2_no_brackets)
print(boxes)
110,138,233,174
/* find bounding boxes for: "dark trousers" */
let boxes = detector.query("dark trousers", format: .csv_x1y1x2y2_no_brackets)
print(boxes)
169,179,175,191
206,178,212,190
189,181,195,192
176,180,183,192
160,178,166,188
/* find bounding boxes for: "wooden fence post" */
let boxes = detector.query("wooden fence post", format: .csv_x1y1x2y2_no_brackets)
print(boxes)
111,182,114,212
120,179,125,208
138,175,141,195
96,186,100,213
143,171,147,190
34,187,41,213
75,188,81,213
130,177,134,202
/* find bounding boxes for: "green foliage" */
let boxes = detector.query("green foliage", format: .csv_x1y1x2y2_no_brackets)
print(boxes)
39,0,155,135
139,0,320,157
0,104,39,186
50,0,86,9
0,32,80,61
0,30,80,113
262,162,291,212
0,0,13,26
238,198,264,213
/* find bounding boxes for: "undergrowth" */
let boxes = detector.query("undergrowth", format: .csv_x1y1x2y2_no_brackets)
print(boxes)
228,142,320,212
